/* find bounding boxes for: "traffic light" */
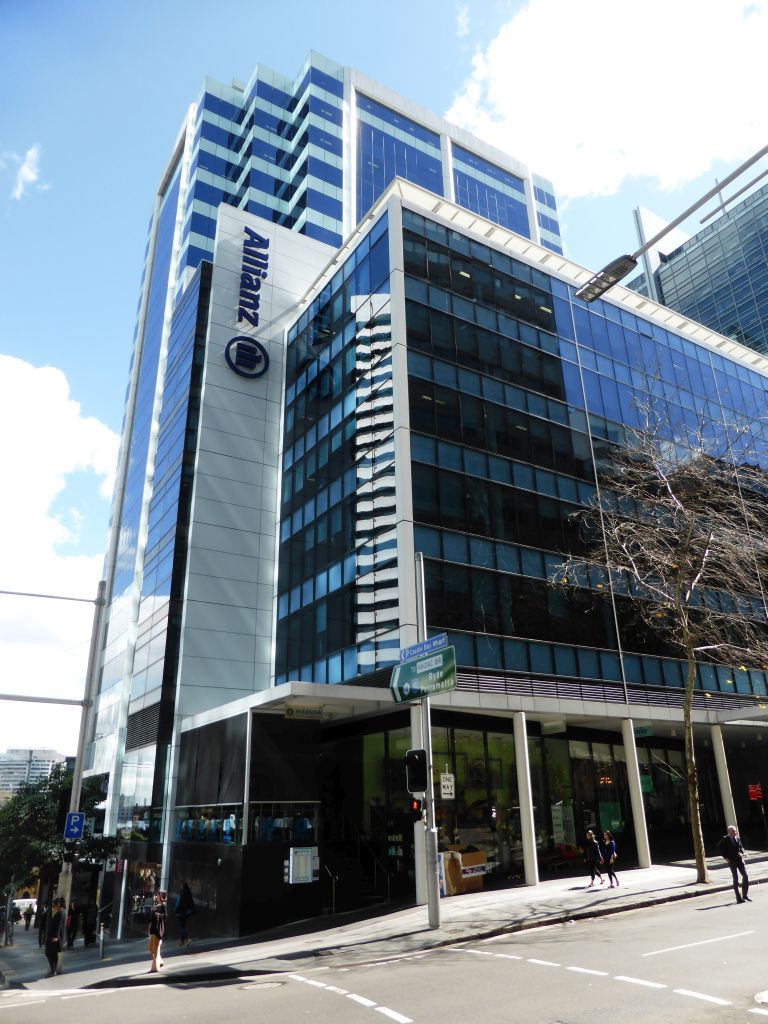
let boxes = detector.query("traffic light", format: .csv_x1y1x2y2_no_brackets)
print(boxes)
409,798,423,823
405,748,428,793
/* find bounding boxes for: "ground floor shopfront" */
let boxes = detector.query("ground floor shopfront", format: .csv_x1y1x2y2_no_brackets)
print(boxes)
105,683,768,939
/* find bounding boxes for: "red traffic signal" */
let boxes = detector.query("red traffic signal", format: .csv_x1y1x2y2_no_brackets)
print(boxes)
409,798,423,822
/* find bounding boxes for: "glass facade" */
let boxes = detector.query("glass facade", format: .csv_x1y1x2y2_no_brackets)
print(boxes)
113,265,210,841
90,163,183,774
276,213,398,684
654,184,768,355
356,94,443,221
452,144,530,239
184,54,346,275
401,205,768,697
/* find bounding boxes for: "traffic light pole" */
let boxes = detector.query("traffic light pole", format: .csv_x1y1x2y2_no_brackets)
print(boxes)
414,552,440,929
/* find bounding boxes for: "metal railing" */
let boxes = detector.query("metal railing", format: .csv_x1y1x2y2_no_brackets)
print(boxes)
323,865,338,916
352,824,391,905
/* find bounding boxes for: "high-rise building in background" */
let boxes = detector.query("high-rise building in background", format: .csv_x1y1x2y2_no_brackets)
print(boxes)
629,182,768,354
0,748,67,797
82,51,768,940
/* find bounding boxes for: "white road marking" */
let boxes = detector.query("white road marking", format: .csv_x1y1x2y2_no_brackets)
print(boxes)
567,966,609,976
495,954,523,960
290,973,411,1023
465,949,494,956
673,989,731,1006
374,1008,412,1023
643,930,755,957
0,1002,47,1011
527,958,560,967
749,1010,768,1017
347,994,377,1007
614,976,667,989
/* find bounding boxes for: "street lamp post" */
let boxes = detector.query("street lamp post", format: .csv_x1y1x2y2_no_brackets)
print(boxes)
576,143,768,303
0,581,107,912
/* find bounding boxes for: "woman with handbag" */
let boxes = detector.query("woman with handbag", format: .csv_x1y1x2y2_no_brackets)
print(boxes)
603,830,619,887
148,890,167,973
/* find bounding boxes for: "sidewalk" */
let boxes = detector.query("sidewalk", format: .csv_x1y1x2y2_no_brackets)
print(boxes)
3,854,766,993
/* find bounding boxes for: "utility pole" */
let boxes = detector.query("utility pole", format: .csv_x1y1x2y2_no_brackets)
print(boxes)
57,580,107,911
0,582,107,911
414,552,441,929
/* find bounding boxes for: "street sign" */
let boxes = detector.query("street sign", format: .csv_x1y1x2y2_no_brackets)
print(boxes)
390,646,457,704
440,773,455,800
64,811,85,840
400,633,448,663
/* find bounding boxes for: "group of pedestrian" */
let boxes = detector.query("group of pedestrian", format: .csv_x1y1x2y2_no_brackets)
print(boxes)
583,829,620,888
38,824,749,979
39,883,196,978
583,823,751,904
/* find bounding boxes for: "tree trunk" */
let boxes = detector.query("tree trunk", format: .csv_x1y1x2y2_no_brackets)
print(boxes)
683,653,709,883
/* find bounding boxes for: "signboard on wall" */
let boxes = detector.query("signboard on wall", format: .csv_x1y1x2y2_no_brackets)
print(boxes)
286,846,319,884
749,783,764,801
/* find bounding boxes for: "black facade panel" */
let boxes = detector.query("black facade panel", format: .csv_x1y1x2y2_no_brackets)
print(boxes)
169,841,322,937
176,714,247,805
249,715,322,800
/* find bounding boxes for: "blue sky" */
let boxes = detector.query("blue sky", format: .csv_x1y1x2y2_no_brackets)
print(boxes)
1,0,766,755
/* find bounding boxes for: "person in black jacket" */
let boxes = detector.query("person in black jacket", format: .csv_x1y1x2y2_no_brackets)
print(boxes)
584,829,605,887
718,825,750,903
44,898,66,977
148,890,167,973
174,882,195,948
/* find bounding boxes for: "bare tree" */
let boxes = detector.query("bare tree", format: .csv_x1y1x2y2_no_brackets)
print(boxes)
552,413,768,883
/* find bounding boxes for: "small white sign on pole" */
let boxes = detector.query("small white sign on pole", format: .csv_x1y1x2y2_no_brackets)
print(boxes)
440,773,456,800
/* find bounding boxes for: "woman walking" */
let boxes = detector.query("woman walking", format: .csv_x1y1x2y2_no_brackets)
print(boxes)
603,831,619,887
148,890,167,973
584,829,604,887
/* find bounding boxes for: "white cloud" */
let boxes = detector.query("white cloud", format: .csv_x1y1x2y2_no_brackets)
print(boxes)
447,0,767,198
0,356,118,755
11,144,42,201
456,4,470,36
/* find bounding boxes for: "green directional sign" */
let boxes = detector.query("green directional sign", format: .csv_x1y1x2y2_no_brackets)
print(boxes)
390,646,457,704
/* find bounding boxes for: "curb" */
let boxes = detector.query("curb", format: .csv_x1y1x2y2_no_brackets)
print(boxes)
2,875,759,991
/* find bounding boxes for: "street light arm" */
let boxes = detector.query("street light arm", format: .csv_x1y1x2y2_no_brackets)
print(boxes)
577,142,768,303
629,142,768,261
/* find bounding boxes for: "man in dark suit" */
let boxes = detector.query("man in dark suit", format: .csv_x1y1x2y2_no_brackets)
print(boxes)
44,898,67,977
718,825,750,903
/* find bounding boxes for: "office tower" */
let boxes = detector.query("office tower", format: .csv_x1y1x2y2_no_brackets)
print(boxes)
86,52,560,872
84,54,768,939
630,182,768,354
0,749,66,796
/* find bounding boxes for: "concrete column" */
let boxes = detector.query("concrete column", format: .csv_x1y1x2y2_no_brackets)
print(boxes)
711,724,738,829
621,719,652,868
513,712,539,886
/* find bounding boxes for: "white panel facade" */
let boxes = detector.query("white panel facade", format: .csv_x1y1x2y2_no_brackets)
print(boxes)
177,205,332,715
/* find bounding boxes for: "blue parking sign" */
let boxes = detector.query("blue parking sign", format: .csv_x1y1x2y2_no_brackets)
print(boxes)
64,812,85,840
